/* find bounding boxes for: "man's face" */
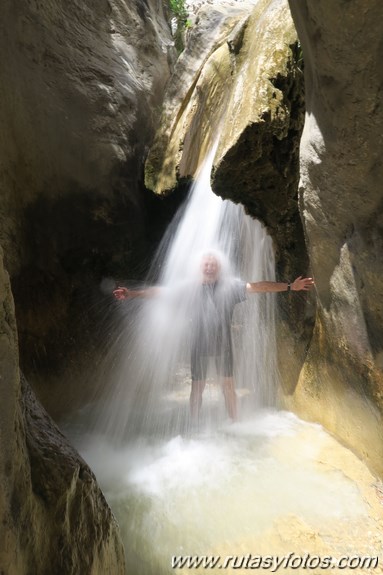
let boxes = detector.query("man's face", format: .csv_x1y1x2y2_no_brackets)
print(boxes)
201,255,220,283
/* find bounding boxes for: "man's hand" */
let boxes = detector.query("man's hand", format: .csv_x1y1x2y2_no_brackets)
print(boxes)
291,276,315,291
113,287,130,300
113,285,160,299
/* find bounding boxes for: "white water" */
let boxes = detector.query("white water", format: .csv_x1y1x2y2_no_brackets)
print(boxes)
74,412,370,575
64,146,379,574
88,144,278,442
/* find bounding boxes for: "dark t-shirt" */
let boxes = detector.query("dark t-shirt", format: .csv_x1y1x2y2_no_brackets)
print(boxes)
191,278,247,357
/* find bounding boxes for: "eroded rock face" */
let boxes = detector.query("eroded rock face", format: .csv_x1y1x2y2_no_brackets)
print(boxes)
0,0,176,403
146,0,304,241
0,1,176,569
286,0,383,474
145,1,253,193
0,250,125,575
146,0,312,390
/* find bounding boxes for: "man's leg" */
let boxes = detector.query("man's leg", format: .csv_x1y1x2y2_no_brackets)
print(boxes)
217,348,238,421
190,380,206,419
222,377,238,421
190,350,208,419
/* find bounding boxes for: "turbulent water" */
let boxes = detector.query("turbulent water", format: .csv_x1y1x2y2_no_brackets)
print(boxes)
63,147,382,574
87,145,279,442
74,411,372,575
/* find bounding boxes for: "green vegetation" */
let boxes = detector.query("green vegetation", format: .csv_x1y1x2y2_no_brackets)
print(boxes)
169,0,188,20
291,41,304,72
168,0,190,53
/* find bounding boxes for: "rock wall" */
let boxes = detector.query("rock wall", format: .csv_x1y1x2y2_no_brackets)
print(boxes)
286,0,383,475
146,0,383,475
0,0,176,406
0,249,125,574
146,0,313,390
0,0,177,571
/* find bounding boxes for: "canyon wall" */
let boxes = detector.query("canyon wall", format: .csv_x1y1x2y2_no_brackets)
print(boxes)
0,1,176,571
2,1,382,570
0,250,125,574
286,0,383,474
145,0,313,402
0,0,176,412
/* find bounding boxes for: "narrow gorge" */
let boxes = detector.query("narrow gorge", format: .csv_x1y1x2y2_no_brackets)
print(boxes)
1,1,382,573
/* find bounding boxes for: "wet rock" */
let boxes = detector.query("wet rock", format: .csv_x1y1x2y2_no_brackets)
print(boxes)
145,0,311,392
145,1,252,193
0,250,125,574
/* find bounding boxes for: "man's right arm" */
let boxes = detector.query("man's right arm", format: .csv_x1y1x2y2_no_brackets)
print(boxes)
113,286,161,300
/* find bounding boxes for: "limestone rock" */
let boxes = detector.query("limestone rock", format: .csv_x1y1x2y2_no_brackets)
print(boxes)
145,0,303,218
145,1,253,194
145,0,311,389
286,0,383,474
0,0,176,403
145,0,306,260
0,1,176,568
1,0,174,274
0,250,125,574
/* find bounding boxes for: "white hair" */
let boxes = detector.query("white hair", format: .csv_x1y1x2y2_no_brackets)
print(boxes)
187,247,233,281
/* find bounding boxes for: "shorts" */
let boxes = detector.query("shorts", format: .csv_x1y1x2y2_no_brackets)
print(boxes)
191,345,234,381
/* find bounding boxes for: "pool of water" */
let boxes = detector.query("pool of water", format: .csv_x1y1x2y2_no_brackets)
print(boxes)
73,410,381,574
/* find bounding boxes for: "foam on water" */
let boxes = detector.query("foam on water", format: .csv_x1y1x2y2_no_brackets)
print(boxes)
76,411,368,574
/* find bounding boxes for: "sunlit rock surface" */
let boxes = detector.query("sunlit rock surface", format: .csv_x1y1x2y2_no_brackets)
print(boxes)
145,1,252,193
145,0,312,410
0,251,125,575
145,0,303,208
286,0,383,474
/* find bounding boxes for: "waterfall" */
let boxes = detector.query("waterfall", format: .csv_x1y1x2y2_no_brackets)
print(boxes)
91,142,279,442
65,146,377,575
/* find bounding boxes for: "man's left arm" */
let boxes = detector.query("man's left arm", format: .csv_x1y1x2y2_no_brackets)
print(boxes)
246,276,314,293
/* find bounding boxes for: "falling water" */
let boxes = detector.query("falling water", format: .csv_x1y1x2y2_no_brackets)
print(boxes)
89,143,279,442
64,145,380,575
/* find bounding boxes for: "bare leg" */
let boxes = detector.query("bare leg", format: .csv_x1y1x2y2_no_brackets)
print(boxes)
222,377,238,421
190,380,206,420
